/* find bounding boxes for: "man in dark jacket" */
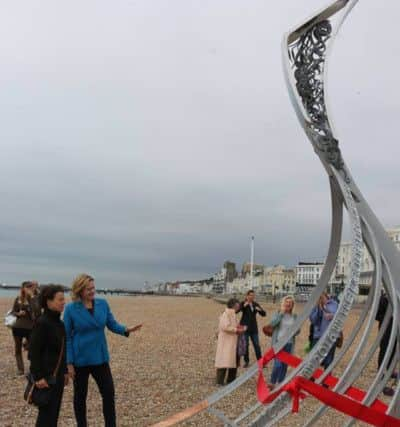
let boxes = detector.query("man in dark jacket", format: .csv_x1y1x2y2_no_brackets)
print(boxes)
239,290,266,367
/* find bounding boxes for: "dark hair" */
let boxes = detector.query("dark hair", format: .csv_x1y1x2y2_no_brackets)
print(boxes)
247,290,255,295
39,284,65,309
227,298,240,309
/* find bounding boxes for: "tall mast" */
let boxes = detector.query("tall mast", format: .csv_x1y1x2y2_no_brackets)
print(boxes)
250,236,254,289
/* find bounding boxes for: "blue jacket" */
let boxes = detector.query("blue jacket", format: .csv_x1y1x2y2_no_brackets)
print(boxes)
63,298,127,367
309,298,338,340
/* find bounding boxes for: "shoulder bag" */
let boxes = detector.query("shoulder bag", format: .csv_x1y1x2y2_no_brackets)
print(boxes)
24,338,64,407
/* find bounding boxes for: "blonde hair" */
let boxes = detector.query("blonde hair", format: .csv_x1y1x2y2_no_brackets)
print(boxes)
71,273,94,301
280,295,295,313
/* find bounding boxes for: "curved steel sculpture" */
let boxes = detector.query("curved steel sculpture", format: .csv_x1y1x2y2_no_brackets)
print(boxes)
152,1,400,425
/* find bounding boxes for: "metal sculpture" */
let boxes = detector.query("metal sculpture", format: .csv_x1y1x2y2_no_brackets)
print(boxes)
152,1,400,425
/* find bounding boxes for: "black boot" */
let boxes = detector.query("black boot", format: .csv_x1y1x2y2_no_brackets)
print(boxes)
226,368,237,384
216,369,226,385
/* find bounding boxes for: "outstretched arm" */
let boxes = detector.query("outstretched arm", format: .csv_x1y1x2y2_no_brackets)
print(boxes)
105,301,127,336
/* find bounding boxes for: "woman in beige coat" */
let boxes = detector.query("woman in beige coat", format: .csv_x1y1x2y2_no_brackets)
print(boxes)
215,298,247,385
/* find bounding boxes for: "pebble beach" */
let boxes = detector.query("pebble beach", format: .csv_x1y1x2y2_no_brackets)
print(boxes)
0,295,392,426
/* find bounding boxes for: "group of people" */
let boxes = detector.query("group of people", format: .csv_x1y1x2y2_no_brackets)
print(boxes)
215,290,299,387
8,274,141,427
214,289,398,394
7,280,398,425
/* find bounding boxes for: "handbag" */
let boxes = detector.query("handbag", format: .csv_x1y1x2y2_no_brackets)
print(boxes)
4,310,17,328
24,339,64,407
262,324,274,337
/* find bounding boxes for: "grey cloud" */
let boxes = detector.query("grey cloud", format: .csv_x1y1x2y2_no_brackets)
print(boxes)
0,0,399,288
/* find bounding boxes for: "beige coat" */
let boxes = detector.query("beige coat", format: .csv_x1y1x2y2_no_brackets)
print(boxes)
215,308,238,368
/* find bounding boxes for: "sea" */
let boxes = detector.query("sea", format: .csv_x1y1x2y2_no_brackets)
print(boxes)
0,289,19,298
0,288,135,299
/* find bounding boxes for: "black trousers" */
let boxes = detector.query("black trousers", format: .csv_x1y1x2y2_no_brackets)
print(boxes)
36,375,64,427
216,368,237,385
74,363,116,427
378,333,397,371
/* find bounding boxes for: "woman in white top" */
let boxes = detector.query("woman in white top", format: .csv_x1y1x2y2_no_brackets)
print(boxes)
269,295,298,386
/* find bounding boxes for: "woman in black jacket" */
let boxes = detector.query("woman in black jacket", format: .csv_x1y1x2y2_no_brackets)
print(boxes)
29,285,68,427
11,281,36,374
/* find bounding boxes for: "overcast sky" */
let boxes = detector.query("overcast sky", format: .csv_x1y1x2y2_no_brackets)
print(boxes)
0,0,399,289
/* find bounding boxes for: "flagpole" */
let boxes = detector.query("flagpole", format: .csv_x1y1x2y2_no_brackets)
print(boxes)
250,236,254,289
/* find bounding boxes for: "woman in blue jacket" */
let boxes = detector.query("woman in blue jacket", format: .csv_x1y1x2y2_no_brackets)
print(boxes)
64,274,141,427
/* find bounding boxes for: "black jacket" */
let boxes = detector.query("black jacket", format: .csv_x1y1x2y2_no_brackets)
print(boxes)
29,309,66,381
239,301,266,333
375,293,393,346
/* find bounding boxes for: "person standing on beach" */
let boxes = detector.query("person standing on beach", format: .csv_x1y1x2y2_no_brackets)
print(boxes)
215,298,247,385
30,281,43,321
64,274,141,427
309,292,338,369
239,290,266,367
11,281,36,374
269,296,299,387
375,291,398,396
29,284,68,427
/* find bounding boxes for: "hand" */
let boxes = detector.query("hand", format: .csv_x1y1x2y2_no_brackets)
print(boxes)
64,374,69,386
236,325,247,334
35,378,49,389
19,310,26,316
126,324,142,334
243,301,249,307
324,312,334,321
67,364,75,380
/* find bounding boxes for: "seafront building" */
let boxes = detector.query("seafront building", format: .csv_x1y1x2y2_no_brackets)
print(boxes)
147,226,399,297
225,264,296,297
265,265,296,296
331,226,400,295
295,262,325,296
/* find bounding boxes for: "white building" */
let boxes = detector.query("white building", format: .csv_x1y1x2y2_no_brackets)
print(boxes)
225,270,266,295
296,262,324,286
332,226,400,295
213,268,227,294
175,283,191,294
226,276,246,294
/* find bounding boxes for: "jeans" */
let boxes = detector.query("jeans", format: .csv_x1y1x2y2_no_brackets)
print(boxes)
312,338,336,369
74,363,116,427
270,343,293,384
36,374,64,427
244,331,262,364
